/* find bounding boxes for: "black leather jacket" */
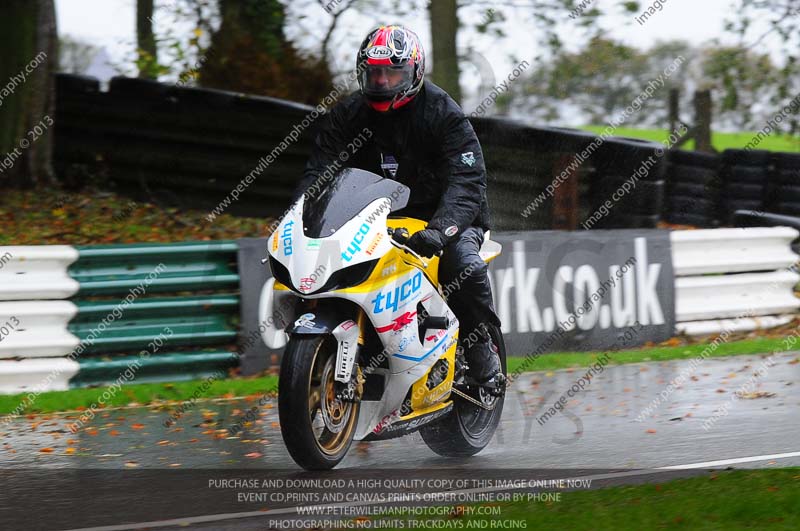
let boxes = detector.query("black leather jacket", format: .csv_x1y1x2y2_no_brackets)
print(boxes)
296,81,491,236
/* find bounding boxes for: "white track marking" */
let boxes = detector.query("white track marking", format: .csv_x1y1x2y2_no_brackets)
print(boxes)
657,451,800,470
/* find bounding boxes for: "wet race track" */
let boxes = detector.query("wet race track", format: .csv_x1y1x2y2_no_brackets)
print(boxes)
2,351,799,530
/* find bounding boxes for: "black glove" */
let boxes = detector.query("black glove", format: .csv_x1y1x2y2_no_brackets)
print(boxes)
407,228,447,258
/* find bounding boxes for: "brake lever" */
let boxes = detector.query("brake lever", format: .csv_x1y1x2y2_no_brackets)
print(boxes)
390,240,428,268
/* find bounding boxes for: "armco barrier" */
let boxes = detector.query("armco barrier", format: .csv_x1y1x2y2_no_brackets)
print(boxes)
670,226,799,275
1,227,797,394
0,246,80,300
671,227,800,335
0,241,240,394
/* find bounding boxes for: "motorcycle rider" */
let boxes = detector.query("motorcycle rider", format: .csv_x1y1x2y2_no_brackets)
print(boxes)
295,25,503,390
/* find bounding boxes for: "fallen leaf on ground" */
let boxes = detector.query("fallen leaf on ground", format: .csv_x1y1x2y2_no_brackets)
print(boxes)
736,391,776,399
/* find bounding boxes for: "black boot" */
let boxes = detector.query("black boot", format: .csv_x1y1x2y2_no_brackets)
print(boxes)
463,325,502,385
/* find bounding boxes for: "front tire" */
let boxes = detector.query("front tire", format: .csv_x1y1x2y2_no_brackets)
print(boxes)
278,335,359,470
420,323,506,457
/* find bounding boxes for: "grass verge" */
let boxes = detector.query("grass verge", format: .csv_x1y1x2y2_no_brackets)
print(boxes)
505,334,797,375
0,375,278,417
2,335,797,416
367,469,800,530
581,125,800,153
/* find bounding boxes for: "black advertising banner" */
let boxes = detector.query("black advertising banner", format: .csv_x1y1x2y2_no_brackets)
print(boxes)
236,237,282,375
237,230,676,373
487,229,676,355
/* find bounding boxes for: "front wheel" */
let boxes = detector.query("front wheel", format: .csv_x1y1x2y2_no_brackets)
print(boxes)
278,335,359,470
420,323,506,457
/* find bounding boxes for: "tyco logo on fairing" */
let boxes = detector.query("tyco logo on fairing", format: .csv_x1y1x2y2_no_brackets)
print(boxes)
281,220,294,256
342,223,371,262
371,272,422,314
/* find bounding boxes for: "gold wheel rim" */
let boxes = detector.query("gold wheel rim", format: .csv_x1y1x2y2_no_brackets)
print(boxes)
307,339,358,456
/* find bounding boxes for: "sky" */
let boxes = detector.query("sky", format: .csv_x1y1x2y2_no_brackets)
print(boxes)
54,0,782,115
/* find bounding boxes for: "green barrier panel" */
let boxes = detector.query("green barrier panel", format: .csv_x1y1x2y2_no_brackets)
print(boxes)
68,294,238,354
70,351,240,387
70,241,240,295
62,241,244,385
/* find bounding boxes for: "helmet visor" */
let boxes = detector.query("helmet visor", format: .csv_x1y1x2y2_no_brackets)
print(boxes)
360,64,414,100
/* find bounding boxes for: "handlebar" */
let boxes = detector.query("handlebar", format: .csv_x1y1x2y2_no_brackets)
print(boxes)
388,227,443,261
391,227,411,246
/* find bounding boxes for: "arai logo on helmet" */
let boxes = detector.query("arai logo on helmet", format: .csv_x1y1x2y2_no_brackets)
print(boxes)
367,46,393,59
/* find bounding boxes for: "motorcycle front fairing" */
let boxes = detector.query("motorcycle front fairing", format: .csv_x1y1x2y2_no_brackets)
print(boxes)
261,169,410,349
266,169,409,302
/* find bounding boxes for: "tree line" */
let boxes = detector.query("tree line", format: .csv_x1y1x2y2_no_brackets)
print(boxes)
0,0,797,187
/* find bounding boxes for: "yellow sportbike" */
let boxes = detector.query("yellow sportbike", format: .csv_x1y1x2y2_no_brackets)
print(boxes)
260,169,506,470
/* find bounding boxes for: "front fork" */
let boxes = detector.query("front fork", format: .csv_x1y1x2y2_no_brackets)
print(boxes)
332,308,369,403
331,318,363,402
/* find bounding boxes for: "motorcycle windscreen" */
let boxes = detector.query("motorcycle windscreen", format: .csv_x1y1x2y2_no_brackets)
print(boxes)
302,168,410,238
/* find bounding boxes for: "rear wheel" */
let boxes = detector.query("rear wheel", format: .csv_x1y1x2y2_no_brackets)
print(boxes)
278,336,359,470
420,324,506,457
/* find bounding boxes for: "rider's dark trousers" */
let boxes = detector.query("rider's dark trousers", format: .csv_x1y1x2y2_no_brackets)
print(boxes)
437,226,501,340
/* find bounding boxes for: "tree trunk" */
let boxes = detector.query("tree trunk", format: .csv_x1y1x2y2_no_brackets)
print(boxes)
0,0,57,188
428,0,461,104
136,0,157,79
199,0,332,104
693,89,714,153
208,0,286,62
